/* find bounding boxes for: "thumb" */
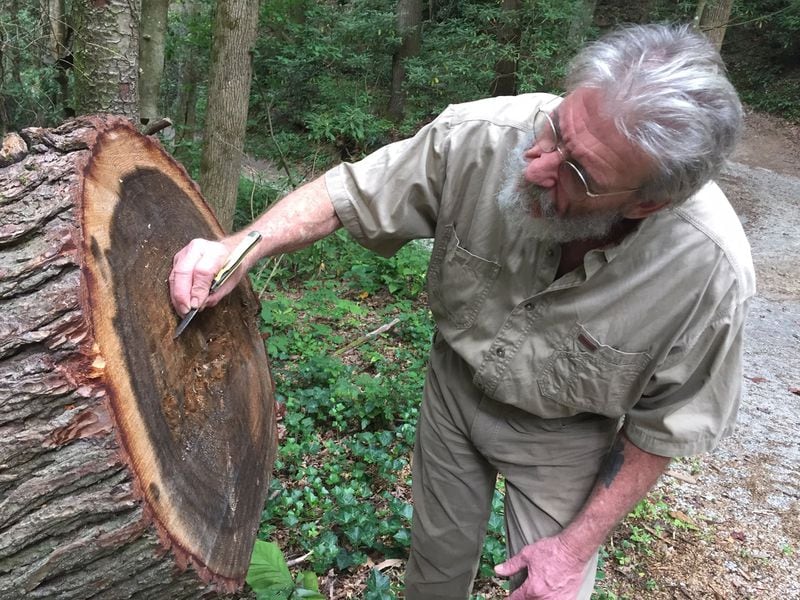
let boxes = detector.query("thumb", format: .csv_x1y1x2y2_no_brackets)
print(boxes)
494,553,526,578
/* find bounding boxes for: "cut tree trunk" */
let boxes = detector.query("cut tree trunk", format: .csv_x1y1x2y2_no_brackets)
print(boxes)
0,115,276,599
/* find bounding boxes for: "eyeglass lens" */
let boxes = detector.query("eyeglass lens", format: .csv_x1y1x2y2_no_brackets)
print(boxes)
533,110,591,198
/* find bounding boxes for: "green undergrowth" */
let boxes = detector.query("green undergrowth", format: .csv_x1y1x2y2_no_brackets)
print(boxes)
247,228,515,595
251,231,429,577
592,490,702,599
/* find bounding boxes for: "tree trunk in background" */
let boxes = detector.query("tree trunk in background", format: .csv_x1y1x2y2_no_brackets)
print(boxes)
568,0,598,44
174,57,200,161
171,0,202,162
40,0,72,117
695,0,734,50
0,116,276,598
490,0,520,97
199,0,260,231
5,0,24,89
41,0,67,60
72,0,140,120
387,0,422,122
139,0,170,124
0,25,7,134
593,0,655,28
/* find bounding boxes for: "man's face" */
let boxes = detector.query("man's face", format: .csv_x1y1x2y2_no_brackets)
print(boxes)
497,88,655,243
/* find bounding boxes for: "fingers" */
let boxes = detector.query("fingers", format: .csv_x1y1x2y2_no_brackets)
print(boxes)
169,239,229,315
494,553,525,578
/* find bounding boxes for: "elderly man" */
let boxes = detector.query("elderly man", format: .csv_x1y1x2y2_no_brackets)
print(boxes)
170,24,754,600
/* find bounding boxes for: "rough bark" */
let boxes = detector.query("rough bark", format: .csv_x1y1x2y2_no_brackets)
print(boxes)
387,0,422,122
72,0,141,119
198,0,260,232
139,0,171,124
0,116,276,598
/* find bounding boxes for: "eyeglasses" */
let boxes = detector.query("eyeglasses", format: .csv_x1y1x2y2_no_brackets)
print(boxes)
533,108,641,199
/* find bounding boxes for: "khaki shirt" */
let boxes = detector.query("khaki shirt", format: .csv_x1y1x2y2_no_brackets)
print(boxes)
325,93,756,457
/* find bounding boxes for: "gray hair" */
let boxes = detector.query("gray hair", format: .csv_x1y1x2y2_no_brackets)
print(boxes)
565,24,743,206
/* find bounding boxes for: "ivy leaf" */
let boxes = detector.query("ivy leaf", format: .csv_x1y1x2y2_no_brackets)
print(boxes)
296,570,320,592
293,589,326,599
365,568,393,600
254,583,295,600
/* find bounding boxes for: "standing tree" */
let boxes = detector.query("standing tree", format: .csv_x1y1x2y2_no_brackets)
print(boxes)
72,0,141,120
695,0,735,50
568,0,598,44
593,0,657,27
0,18,6,134
490,0,521,97
198,0,260,231
171,0,207,162
139,0,171,125
40,0,71,114
387,0,422,122
0,0,24,132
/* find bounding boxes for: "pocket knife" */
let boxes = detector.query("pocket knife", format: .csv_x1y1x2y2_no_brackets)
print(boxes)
173,230,262,339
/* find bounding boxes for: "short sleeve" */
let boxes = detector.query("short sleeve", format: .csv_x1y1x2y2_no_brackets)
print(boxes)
324,106,453,257
625,298,751,457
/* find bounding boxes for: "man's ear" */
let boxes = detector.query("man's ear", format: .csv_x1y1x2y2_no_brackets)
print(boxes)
623,199,670,219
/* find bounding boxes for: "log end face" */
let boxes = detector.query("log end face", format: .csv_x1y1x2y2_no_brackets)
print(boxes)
80,125,276,587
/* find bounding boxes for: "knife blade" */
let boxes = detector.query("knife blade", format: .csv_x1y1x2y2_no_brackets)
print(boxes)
173,230,263,339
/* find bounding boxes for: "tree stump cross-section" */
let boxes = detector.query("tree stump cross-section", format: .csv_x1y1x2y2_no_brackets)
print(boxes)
0,115,276,599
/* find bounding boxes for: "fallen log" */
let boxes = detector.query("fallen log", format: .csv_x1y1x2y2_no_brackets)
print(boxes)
0,116,276,598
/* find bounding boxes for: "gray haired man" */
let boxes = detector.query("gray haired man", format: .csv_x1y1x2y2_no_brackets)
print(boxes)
170,24,754,600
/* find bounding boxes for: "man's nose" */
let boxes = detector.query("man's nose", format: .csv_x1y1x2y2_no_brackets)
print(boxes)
523,147,561,189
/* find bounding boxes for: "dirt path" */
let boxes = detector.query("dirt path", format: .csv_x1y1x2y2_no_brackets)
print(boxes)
601,111,800,599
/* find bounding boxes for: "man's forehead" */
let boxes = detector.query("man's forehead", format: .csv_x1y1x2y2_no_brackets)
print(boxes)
558,88,655,190
558,88,609,138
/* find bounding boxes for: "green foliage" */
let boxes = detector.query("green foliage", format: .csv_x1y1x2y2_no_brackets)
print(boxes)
724,0,800,120
252,231,431,576
593,491,705,597
365,568,396,599
478,486,508,579
0,5,65,130
234,174,293,230
247,540,324,599
251,0,398,163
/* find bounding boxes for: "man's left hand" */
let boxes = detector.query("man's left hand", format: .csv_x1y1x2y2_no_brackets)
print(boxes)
494,536,587,599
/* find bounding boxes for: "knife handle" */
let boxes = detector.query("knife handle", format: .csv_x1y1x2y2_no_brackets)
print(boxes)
209,231,263,293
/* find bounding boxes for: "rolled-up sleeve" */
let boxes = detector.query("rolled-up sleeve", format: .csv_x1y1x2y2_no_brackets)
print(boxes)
324,107,454,257
625,297,751,457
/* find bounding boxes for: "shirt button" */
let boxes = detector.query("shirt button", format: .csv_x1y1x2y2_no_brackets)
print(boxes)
495,347,505,357
524,302,533,311
546,249,555,258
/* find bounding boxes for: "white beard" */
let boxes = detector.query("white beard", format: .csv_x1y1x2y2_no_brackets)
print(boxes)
496,135,625,243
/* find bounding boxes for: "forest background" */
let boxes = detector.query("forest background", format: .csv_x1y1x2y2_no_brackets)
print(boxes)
1,0,798,598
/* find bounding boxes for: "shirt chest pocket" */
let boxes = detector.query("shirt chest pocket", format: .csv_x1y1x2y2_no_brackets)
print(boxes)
537,324,651,418
427,225,501,329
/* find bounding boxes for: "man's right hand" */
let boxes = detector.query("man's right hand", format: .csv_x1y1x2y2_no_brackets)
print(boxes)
169,237,248,317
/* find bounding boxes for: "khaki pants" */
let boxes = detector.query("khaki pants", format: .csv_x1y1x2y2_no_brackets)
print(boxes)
405,340,618,599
